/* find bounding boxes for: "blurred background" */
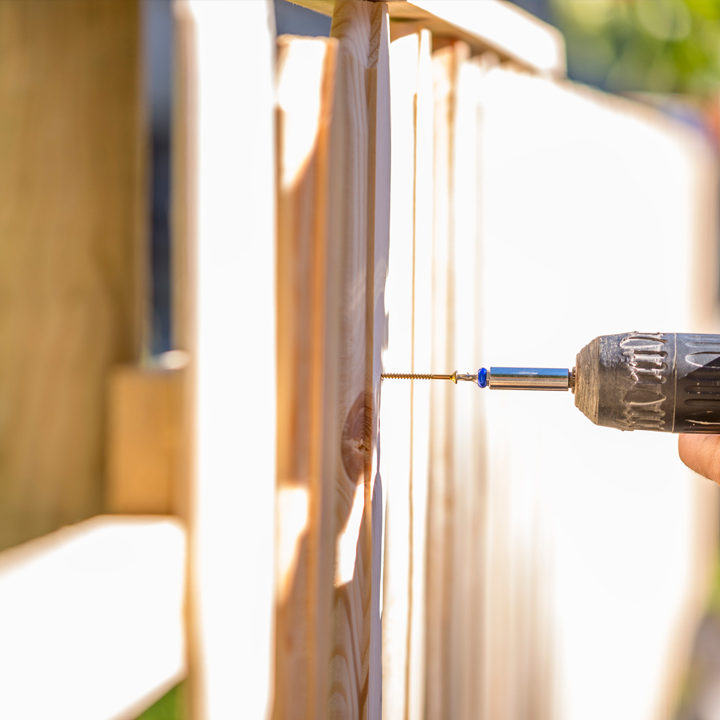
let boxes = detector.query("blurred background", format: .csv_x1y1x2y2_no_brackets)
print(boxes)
2,0,720,718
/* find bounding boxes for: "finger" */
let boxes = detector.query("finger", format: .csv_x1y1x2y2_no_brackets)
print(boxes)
678,434,720,484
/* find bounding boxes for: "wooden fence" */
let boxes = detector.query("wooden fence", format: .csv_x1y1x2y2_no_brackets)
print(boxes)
0,1,718,719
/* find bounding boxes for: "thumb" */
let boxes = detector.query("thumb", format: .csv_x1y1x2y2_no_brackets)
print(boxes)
678,434,720,484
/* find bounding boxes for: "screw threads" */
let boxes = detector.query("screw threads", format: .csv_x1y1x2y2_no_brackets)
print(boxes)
381,373,451,380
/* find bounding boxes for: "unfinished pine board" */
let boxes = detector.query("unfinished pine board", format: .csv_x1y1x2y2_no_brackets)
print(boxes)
449,52,487,720
380,30,419,720
326,2,390,715
290,0,565,76
407,28,433,720
178,1,276,718
275,5,390,717
275,34,339,720
0,0,144,550
106,361,187,515
0,516,185,720
379,28,432,720
368,9,391,717
425,42,455,720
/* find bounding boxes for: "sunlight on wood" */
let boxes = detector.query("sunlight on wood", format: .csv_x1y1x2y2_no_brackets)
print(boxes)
0,516,185,720
180,1,276,718
277,40,332,186
276,486,310,603
334,482,367,586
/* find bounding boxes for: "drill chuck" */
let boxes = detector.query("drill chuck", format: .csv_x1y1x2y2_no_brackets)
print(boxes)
574,332,720,433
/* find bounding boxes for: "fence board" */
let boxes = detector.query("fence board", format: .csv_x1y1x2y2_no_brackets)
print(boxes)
0,0,144,550
275,2,390,717
380,29,418,720
275,34,338,719
178,2,277,718
327,3,389,715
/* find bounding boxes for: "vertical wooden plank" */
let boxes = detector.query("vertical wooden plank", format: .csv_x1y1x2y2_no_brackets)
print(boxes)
327,3,390,716
0,0,144,550
275,35,339,720
407,28,433,720
425,43,453,720
448,49,484,720
380,29,418,720
178,1,276,718
426,41,475,720
274,3,390,718
368,8,391,718
380,27,432,720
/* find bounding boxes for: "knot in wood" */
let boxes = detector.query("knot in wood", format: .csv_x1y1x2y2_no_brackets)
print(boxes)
341,391,371,482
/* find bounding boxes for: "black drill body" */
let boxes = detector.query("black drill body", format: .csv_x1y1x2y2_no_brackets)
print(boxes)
575,332,720,433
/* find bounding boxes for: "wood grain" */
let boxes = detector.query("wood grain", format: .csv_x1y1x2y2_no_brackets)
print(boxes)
380,29,418,720
0,0,144,550
327,3,390,716
368,8,391,717
425,42,460,720
450,52,485,720
379,28,433,720
275,34,339,720
274,5,392,716
408,29,433,720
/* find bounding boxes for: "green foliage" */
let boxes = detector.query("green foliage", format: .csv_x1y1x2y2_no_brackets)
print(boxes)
136,683,185,720
551,0,720,96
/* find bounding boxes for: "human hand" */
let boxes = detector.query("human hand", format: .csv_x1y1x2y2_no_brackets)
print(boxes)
678,435,720,484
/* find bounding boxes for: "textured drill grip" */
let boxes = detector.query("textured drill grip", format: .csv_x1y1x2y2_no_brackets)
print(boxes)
574,332,720,433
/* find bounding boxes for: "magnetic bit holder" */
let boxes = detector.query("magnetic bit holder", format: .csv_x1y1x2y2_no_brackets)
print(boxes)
381,367,575,392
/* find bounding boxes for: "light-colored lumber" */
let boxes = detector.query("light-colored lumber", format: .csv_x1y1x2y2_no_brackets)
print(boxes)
106,359,187,514
426,44,489,720
177,2,277,718
288,0,565,76
380,28,432,720
407,28,433,720
275,34,339,719
0,515,185,720
380,29,418,720
326,2,390,716
367,8,392,716
425,42,454,720
0,0,144,550
274,3,390,717
448,49,486,720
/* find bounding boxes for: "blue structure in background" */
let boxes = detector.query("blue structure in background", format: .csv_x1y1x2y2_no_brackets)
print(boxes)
274,0,331,36
144,0,173,355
